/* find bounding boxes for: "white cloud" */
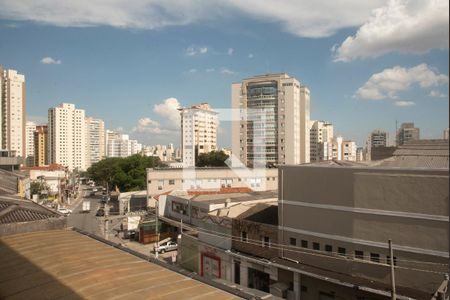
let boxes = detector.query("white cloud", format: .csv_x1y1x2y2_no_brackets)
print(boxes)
187,68,197,73
394,101,416,107
227,48,234,55
429,90,447,98
248,53,254,59
333,0,449,62
185,46,208,56
205,68,215,72
153,97,181,128
27,115,47,124
40,56,61,64
220,68,235,75
132,117,167,134
355,64,449,100
0,0,384,38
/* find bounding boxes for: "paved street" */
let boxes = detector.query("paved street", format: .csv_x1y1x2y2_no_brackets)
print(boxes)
67,191,103,236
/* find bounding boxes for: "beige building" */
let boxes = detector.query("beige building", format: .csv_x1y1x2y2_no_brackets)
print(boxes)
396,122,420,146
444,128,449,140
277,160,448,299
146,167,278,197
48,103,86,171
0,67,26,158
180,103,218,167
232,73,310,168
310,120,333,162
25,121,36,166
85,116,105,167
34,125,48,166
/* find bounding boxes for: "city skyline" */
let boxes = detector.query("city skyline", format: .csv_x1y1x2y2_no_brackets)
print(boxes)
0,0,448,147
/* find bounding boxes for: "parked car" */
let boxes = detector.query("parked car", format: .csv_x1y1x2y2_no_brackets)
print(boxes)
57,208,72,215
155,241,178,254
96,209,105,217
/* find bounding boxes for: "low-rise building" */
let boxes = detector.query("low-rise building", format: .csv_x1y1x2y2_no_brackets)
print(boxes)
147,167,278,197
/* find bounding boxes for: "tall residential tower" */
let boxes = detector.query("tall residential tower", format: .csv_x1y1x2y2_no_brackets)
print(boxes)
48,103,86,171
232,73,310,167
0,67,26,158
180,103,218,167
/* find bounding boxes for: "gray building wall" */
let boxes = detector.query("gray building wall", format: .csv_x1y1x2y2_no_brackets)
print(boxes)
278,165,449,295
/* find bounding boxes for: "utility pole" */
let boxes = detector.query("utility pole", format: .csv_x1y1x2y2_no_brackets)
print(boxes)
155,199,159,259
389,239,396,300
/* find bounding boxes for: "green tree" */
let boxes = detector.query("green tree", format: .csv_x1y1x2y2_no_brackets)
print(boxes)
87,154,165,192
196,150,229,167
30,180,50,199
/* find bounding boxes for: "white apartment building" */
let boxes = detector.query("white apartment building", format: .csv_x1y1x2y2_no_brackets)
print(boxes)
0,67,26,158
106,130,141,158
310,120,333,162
143,144,176,162
25,121,36,166
443,128,449,140
48,103,86,171
180,103,218,167
85,117,105,167
232,73,310,168
331,136,357,161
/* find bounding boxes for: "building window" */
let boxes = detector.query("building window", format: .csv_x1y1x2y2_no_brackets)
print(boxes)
338,247,346,256
301,285,307,293
289,238,296,246
325,245,332,252
355,250,364,260
241,231,248,242
262,236,270,248
313,242,320,250
301,240,308,248
387,256,397,266
169,179,175,185
370,253,380,263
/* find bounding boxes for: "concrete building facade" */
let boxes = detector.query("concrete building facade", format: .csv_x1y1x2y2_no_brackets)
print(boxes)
25,121,36,166
396,123,420,146
48,103,86,171
0,67,26,158
85,116,105,167
147,167,278,197
105,130,141,158
34,125,48,166
232,73,310,168
310,120,333,162
278,164,449,299
180,103,218,167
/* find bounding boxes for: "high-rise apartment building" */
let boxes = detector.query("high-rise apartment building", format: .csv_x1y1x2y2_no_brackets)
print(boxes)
48,103,86,171
34,125,48,166
180,103,218,167
331,136,357,161
444,128,449,140
105,130,141,158
396,122,420,146
85,117,105,168
310,120,333,162
0,67,26,158
368,129,388,148
25,121,36,166
232,73,310,168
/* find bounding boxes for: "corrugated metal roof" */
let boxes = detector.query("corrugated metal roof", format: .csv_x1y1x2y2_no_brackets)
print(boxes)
378,139,449,169
0,230,238,300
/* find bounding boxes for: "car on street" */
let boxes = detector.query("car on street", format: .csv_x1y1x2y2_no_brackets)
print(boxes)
57,208,72,215
155,241,177,254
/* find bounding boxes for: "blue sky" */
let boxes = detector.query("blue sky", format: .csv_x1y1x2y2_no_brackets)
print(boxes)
0,0,448,147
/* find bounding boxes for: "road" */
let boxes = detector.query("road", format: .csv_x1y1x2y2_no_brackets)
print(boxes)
67,190,103,236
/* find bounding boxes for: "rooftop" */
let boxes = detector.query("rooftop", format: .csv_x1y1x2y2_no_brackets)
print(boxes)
376,139,449,169
0,195,61,225
0,230,238,299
